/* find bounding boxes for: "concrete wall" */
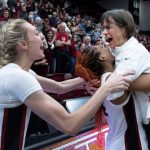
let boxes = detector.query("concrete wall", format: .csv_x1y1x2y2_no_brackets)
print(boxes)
140,1,150,31
97,0,128,10
97,0,150,31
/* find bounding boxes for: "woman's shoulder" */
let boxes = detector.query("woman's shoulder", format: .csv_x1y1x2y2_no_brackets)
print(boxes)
1,63,36,81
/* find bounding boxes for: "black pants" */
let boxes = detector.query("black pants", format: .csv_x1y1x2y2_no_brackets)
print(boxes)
55,50,70,73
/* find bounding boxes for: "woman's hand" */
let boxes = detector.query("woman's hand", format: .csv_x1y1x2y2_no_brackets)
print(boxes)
34,59,48,66
85,79,100,95
105,70,135,92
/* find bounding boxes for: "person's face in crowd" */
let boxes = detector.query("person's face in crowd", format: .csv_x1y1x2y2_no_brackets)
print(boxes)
102,18,128,49
44,18,49,25
3,10,9,19
95,38,102,45
58,24,66,33
72,35,78,42
21,5,26,11
72,21,76,26
67,21,71,28
83,36,91,45
47,31,54,41
79,43,86,52
23,22,45,61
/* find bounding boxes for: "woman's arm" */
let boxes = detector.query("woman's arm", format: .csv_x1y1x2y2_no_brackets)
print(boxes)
25,71,131,135
36,75,86,94
98,73,150,105
130,73,150,91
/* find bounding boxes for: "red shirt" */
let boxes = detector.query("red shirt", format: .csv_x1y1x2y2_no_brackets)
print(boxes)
70,42,78,57
55,31,70,51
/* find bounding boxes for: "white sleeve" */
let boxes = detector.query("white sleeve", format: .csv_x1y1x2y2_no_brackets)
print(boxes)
7,70,42,102
101,72,124,101
29,69,37,76
115,50,150,81
106,49,150,100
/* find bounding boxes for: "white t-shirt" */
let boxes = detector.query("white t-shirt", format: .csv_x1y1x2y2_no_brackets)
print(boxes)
106,37,150,124
101,73,148,150
0,63,42,149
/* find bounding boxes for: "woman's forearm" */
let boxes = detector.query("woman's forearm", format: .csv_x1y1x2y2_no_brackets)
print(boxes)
37,75,86,94
129,74,150,91
60,77,85,89
66,84,109,135
35,72,131,135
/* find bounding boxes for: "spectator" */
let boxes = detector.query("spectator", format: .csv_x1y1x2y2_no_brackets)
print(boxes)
69,34,81,75
82,35,92,48
49,11,59,28
55,22,71,73
20,4,28,20
46,29,56,73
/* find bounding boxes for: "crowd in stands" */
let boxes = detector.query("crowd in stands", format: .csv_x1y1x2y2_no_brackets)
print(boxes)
0,0,150,77
136,32,150,52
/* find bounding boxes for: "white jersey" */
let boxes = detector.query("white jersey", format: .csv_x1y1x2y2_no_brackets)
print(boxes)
101,74,148,150
0,63,42,150
108,36,150,124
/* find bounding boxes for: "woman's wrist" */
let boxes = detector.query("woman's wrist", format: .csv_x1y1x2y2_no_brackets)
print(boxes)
78,77,86,84
102,83,111,94
96,84,110,99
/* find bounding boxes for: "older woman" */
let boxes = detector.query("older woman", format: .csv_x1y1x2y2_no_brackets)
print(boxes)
100,9,150,148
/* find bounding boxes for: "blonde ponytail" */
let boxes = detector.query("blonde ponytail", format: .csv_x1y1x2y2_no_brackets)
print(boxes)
0,19,28,68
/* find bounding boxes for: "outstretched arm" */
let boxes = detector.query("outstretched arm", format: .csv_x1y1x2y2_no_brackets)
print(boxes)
25,71,131,135
36,75,86,94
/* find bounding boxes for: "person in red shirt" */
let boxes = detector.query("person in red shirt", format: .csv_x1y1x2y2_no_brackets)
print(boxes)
69,34,81,75
55,22,71,73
